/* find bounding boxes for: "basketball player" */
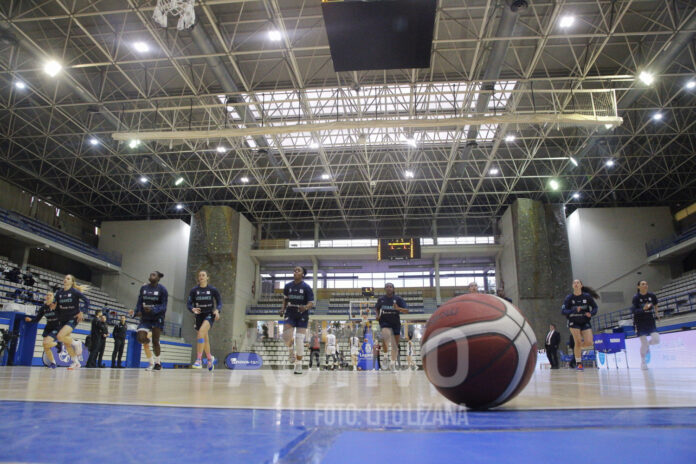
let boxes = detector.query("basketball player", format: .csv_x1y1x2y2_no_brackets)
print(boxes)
561,279,599,371
325,329,337,370
54,274,88,370
25,293,60,368
375,282,408,371
406,338,416,370
188,270,222,371
129,271,168,371
632,280,660,370
280,266,314,374
349,332,360,371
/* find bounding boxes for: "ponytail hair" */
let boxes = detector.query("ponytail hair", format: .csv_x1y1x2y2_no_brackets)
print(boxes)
66,274,89,294
582,286,599,299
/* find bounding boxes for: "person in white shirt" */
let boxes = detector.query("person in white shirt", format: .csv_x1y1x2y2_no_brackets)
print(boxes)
349,334,360,371
325,330,337,370
406,339,416,370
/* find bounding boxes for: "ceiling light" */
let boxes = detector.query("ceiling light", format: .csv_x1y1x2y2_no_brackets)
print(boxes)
321,173,331,180
139,176,148,183
604,124,613,130
216,146,226,153
638,71,654,85
175,204,184,210
89,138,99,146
240,176,249,183
14,81,26,90
133,41,150,53
504,135,516,142
572,192,580,199
43,60,62,77
128,139,140,149
652,113,663,121
406,138,417,147
549,179,560,191
489,168,500,175
292,186,338,193
559,15,575,28
605,160,615,167
268,29,282,41
686,80,696,90
175,177,184,186
404,170,415,178
569,157,578,167
309,141,319,149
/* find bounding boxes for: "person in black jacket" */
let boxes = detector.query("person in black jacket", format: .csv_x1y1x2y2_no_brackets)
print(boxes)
24,293,60,368
5,267,21,284
96,314,108,367
86,310,104,368
111,315,127,368
545,323,561,369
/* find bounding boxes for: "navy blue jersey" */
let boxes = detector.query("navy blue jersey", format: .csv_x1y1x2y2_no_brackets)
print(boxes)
54,288,89,322
187,285,222,314
136,284,168,320
375,294,407,323
632,292,658,326
561,292,598,326
283,280,314,309
28,304,59,325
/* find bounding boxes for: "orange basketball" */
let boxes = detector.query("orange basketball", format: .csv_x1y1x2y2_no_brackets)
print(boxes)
421,293,537,409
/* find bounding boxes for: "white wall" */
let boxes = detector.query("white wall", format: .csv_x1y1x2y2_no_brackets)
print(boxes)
233,215,256,347
567,207,674,312
97,219,190,325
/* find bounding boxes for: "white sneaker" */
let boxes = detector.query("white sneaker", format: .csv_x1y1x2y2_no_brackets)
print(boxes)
294,362,302,375
641,360,648,370
68,359,81,370
191,360,202,369
72,341,83,362
145,358,155,371
390,361,396,372
353,366,357,371
208,356,215,372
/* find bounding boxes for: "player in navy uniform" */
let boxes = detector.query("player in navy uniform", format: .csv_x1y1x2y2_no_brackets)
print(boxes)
129,271,168,371
25,293,60,368
54,274,89,370
188,270,222,371
561,279,599,371
632,280,660,370
280,266,314,374
375,282,408,371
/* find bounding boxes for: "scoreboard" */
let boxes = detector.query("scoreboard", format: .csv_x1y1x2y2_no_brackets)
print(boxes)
377,238,421,260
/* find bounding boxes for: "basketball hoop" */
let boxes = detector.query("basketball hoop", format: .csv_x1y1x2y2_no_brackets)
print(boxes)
153,0,196,30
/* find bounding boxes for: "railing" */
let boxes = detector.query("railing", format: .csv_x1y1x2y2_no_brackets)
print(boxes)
645,222,696,257
0,206,122,267
592,290,696,332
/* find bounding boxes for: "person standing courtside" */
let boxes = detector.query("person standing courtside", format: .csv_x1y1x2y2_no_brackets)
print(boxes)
86,309,104,368
111,315,127,368
545,324,561,369
96,314,108,368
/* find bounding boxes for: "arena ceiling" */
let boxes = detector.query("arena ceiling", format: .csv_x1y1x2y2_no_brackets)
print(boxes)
0,0,695,239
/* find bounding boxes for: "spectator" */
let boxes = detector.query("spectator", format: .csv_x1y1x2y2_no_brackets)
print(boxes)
23,269,35,287
308,331,321,371
374,342,381,370
6,267,21,284
262,324,269,340
468,282,479,294
545,323,561,369
86,310,104,368
111,315,127,368
97,314,108,368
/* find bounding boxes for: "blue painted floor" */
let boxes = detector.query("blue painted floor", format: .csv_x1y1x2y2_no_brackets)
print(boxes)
1,401,695,463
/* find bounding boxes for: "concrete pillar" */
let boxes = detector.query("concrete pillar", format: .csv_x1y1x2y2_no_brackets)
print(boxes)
20,247,30,269
314,222,320,247
434,254,441,305
499,198,573,344
185,206,248,361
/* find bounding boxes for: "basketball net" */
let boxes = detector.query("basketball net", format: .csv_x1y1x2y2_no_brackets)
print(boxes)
153,0,196,30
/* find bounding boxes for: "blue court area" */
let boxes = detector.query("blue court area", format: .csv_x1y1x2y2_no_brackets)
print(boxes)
1,401,695,463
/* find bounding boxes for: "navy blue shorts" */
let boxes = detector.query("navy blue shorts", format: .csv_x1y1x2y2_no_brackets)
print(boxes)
195,312,216,331
57,318,78,332
284,307,309,329
636,321,657,337
379,318,401,335
42,323,60,340
569,322,592,331
138,316,165,332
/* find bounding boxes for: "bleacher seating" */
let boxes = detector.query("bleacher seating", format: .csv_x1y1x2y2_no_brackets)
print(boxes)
328,291,426,315
593,272,696,332
0,206,121,266
247,293,285,315
248,336,422,370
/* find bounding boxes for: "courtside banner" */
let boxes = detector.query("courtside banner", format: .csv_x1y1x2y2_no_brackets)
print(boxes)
225,352,263,370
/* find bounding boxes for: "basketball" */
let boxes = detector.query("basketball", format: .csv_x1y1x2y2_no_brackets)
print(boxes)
421,294,537,409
